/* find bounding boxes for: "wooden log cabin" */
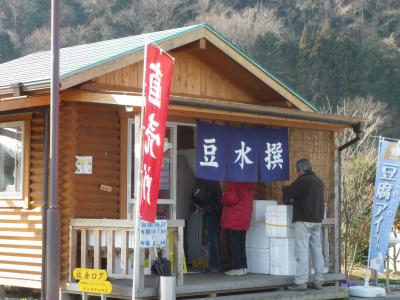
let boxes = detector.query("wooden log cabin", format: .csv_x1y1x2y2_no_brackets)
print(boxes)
0,24,363,299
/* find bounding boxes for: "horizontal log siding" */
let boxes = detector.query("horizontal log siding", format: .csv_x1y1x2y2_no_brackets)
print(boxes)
0,112,45,288
59,102,121,282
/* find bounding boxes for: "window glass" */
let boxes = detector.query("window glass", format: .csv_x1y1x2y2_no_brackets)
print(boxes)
156,204,171,219
158,128,172,199
0,121,24,198
131,126,173,200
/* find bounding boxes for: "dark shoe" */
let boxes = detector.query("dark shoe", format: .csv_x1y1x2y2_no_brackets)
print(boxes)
287,283,307,291
310,281,323,290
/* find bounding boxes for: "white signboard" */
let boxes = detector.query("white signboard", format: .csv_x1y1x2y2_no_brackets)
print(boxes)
139,220,167,248
75,156,93,174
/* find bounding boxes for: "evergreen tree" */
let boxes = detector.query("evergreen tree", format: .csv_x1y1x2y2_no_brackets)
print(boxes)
296,25,313,101
0,32,17,63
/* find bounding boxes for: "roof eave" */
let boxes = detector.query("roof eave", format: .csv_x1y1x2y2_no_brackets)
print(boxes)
0,80,50,96
169,97,365,129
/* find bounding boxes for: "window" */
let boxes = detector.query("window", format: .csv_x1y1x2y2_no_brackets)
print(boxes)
0,115,31,208
127,117,176,220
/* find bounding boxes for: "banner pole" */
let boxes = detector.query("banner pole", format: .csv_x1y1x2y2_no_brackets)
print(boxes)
365,135,383,286
150,42,175,61
132,38,148,300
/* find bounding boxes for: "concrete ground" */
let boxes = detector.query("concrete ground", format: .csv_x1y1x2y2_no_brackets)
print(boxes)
194,286,348,300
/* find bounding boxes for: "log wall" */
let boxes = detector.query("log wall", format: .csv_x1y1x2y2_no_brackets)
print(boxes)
59,102,121,281
0,112,44,288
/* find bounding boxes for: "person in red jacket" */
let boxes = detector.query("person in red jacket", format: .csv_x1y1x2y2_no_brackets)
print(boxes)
220,182,254,276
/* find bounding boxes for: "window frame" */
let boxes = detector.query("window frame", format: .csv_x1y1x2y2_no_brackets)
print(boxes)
0,114,31,208
127,116,177,220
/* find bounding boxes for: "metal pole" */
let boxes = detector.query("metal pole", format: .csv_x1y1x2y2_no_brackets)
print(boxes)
365,136,383,287
132,41,148,300
41,109,50,300
46,0,60,299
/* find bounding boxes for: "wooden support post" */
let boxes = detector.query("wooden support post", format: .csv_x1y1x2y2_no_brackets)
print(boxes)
323,226,329,268
334,132,340,273
94,230,101,269
69,228,77,282
138,247,145,289
107,230,115,275
81,229,88,268
121,231,128,275
177,226,184,285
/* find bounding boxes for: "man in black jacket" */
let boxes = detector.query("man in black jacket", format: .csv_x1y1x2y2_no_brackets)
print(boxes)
192,179,223,273
283,159,325,291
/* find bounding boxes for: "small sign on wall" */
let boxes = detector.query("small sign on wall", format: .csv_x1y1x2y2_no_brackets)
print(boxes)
99,184,112,193
139,220,167,248
75,156,93,174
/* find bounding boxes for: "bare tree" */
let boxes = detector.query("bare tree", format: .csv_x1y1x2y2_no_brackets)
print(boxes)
23,27,50,54
79,0,115,19
194,3,286,52
295,0,339,37
322,96,388,275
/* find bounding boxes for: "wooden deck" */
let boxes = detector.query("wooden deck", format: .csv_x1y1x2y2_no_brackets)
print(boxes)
63,272,345,299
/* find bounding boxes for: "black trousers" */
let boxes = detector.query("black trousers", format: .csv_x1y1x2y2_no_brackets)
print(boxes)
228,229,247,269
207,212,221,269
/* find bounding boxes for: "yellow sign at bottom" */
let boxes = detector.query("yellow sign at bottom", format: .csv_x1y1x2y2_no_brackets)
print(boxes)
73,268,107,281
78,280,112,294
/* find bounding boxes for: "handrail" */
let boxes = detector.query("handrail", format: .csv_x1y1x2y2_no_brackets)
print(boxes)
69,218,185,287
70,218,184,228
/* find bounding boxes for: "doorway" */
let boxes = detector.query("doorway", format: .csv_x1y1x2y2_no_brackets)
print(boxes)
127,119,210,268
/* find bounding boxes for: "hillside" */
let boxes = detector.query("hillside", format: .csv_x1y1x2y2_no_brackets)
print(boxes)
0,0,399,134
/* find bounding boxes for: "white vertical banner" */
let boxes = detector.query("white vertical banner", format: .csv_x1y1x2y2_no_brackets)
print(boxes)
368,137,400,272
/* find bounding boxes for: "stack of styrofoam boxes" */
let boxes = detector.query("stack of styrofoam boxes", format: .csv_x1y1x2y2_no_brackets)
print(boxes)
266,205,296,276
246,200,277,274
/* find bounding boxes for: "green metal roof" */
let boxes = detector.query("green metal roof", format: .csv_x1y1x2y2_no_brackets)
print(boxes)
0,24,203,91
0,23,317,111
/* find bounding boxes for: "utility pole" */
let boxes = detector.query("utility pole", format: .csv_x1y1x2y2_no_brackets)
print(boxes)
46,0,60,299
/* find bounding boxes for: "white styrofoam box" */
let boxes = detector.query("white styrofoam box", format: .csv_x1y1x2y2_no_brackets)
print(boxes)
265,205,294,237
269,238,296,276
246,247,270,274
253,200,277,221
246,223,270,249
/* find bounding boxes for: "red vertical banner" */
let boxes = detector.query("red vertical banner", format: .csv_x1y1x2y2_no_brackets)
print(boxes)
139,43,174,222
